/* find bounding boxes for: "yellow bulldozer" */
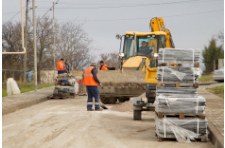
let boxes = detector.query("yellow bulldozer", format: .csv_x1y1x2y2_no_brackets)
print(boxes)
98,17,175,118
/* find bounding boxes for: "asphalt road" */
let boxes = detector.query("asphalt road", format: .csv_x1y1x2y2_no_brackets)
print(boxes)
2,93,214,148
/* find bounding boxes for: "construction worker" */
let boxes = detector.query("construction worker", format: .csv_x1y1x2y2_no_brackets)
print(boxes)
138,41,151,55
83,62,103,111
65,60,71,73
100,60,108,70
57,58,67,74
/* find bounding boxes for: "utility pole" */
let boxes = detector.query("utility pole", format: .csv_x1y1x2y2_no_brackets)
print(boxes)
33,0,37,91
53,2,56,81
23,0,29,82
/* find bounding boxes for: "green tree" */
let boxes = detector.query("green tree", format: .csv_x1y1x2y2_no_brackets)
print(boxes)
202,38,224,74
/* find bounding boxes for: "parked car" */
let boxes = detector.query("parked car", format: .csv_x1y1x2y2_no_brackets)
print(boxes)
213,67,224,82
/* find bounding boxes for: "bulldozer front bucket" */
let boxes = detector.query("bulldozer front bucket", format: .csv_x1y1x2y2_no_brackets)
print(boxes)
98,70,146,98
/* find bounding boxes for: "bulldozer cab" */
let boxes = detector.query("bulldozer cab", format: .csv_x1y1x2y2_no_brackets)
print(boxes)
122,31,167,68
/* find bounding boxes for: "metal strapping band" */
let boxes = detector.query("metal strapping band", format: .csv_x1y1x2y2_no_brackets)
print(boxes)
196,96,199,114
163,116,166,138
161,67,164,83
192,49,195,84
197,118,199,135
161,49,165,83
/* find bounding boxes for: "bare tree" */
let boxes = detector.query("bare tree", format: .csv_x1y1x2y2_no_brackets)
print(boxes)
2,21,23,70
56,21,92,69
26,17,57,82
2,18,95,83
100,52,119,67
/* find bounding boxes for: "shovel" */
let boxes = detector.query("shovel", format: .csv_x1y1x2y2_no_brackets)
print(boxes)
99,95,108,109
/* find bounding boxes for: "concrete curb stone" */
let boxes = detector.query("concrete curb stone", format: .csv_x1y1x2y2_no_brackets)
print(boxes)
208,119,224,148
199,81,218,85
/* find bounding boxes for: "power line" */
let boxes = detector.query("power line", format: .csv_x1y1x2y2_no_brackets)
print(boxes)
41,0,221,6
3,0,57,23
37,0,59,24
3,11,20,14
56,9,224,22
49,0,222,10
3,9,45,15
4,5,27,23
5,10,21,23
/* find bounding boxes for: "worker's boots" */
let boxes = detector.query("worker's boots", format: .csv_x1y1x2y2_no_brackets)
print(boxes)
95,108,103,111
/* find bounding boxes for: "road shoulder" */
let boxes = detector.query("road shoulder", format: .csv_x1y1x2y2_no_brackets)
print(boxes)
2,86,54,115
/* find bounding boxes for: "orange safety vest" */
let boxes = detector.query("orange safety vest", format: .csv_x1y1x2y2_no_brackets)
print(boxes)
57,60,66,71
101,64,108,70
83,66,99,86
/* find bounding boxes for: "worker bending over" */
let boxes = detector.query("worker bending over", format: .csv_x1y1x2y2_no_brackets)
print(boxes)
57,58,67,74
100,60,108,70
83,62,103,111
65,60,71,73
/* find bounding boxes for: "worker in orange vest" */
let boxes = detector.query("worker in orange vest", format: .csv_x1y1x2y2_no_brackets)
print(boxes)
100,60,108,70
57,58,67,74
83,62,103,111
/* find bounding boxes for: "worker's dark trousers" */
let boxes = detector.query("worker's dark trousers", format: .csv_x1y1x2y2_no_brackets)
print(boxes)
58,70,67,74
86,86,100,110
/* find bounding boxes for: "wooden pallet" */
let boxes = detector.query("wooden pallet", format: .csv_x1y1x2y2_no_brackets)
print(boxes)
155,112,206,119
155,133,208,142
157,82,198,88
158,62,199,67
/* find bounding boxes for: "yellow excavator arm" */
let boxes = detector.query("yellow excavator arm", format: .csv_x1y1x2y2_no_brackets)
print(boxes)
150,17,175,48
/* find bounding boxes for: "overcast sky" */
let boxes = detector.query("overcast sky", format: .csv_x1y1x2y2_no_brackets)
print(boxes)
2,0,224,62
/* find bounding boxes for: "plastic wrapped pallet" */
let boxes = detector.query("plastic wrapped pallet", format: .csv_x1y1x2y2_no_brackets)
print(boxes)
154,94,206,114
157,86,197,94
194,67,203,78
158,48,201,64
157,66,198,83
155,116,208,142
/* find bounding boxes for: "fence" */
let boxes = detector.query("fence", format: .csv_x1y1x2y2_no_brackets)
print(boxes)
2,69,26,83
2,69,84,84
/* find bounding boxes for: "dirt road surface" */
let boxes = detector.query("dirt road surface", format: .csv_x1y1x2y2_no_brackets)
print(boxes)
3,95,213,148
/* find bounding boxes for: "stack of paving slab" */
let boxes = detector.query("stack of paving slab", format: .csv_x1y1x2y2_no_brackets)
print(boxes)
154,48,208,142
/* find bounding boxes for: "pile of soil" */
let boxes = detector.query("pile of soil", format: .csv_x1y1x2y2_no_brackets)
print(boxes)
109,99,133,112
